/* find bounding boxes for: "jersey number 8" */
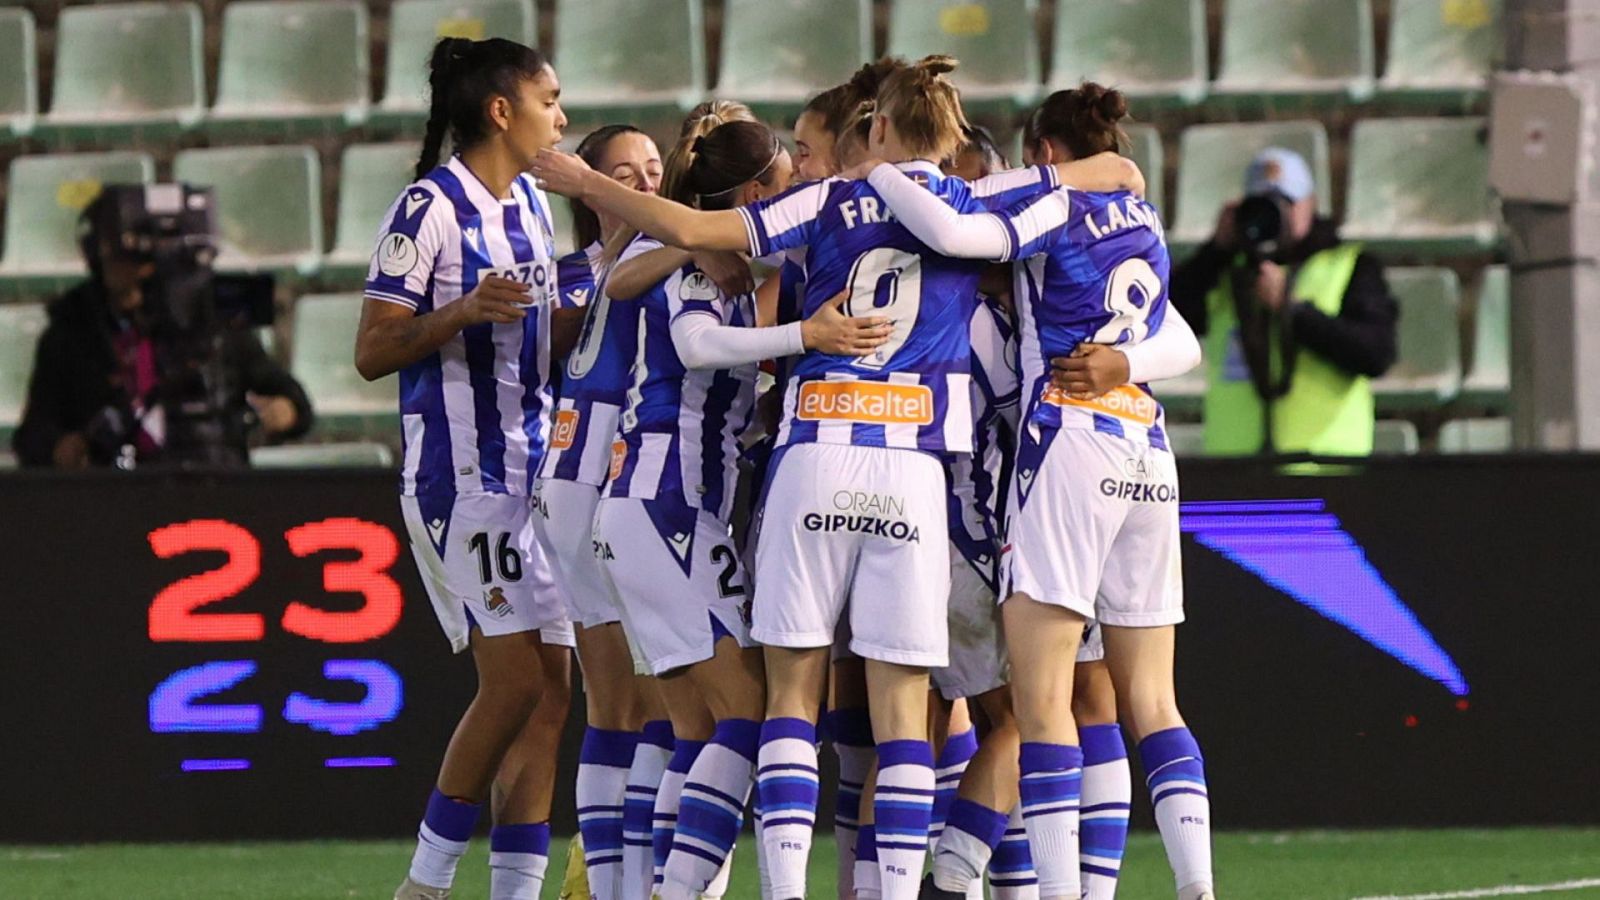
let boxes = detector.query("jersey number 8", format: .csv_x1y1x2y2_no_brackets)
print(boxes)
1090,257,1162,345
842,247,922,370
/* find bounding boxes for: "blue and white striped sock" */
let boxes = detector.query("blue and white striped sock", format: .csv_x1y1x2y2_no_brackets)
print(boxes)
623,720,673,900
1018,741,1083,899
1140,727,1213,898
652,739,703,890
488,822,550,900
853,823,881,900
874,738,935,900
662,718,758,898
988,805,1039,900
930,727,978,852
576,727,636,900
930,797,1007,894
828,708,874,900
407,788,479,889
1080,724,1131,899
756,717,819,900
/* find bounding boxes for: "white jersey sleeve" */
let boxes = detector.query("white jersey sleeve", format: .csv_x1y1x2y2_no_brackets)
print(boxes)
364,183,452,311
1122,304,1201,384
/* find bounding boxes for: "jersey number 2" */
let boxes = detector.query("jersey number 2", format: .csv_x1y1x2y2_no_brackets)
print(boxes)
843,247,922,370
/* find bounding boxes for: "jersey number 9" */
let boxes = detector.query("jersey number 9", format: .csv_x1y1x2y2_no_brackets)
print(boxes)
842,247,923,370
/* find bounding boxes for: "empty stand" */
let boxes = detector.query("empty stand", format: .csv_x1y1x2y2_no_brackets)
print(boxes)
717,0,873,109
1461,264,1508,409
290,293,398,433
1378,0,1500,103
0,152,156,291
0,8,37,138
553,0,707,119
210,0,371,133
378,0,536,125
1342,117,1497,256
173,146,324,276
1373,266,1462,409
0,303,47,441
327,142,421,280
1169,121,1332,251
41,2,205,137
888,0,1041,109
1437,417,1511,453
1213,0,1375,103
1049,0,1206,106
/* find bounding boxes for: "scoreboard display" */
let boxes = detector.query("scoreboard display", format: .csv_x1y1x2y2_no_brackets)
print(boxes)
2,458,1597,841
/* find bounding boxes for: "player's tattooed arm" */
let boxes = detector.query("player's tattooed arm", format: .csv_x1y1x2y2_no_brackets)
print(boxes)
354,275,529,380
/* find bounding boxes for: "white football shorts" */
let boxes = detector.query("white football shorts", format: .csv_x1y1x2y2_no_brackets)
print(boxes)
531,477,625,630
593,495,756,675
1001,426,1184,627
752,442,951,668
401,492,574,653
932,543,1008,701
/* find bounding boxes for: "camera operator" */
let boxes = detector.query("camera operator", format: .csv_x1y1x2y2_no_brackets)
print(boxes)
1170,147,1398,456
13,186,312,469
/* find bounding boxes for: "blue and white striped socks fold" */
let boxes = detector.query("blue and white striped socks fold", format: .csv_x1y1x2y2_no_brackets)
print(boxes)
622,720,673,900
662,718,759,898
408,788,480,889
488,822,550,900
652,739,704,890
828,708,875,900
757,717,820,899
1140,726,1213,898
873,738,936,900
575,727,637,900
930,727,979,851
1018,741,1084,900
989,805,1040,899
1079,723,1131,899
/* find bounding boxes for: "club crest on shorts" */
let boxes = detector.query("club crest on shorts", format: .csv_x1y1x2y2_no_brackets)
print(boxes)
483,586,514,618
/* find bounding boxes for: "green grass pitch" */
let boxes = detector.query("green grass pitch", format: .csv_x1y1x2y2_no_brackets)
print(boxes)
2,830,1598,899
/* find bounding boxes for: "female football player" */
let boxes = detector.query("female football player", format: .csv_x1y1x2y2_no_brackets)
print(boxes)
353,37,574,900
845,84,1213,900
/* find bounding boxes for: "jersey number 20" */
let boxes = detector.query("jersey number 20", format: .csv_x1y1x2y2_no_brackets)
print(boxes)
843,247,922,370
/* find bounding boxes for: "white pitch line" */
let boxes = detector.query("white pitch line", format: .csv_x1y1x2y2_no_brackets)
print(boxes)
1353,878,1600,900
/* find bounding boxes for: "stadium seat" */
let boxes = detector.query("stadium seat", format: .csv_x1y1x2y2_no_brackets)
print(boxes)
41,2,205,137
1124,124,1165,215
251,441,396,468
326,143,421,281
0,303,48,439
1152,369,1203,418
0,152,156,293
0,8,37,138
1460,265,1509,411
554,0,707,120
1048,0,1206,106
378,0,536,125
1378,0,1500,103
1169,121,1332,252
1341,117,1498,256
291,294,397,434
1373,419,1420,455
1373,267,1462,409
1212,0,1375,103
888,0,1041,109
1164,421,1205,456
173,146,324,277
1437,417,1511,453
717,0,872,109
210,0,370,133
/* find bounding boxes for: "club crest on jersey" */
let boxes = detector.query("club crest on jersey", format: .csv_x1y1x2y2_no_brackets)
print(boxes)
483,586,514,618
678,271,720,303
377,232,419,277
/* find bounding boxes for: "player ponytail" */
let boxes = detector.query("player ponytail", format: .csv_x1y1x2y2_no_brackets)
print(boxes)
875,55,970,164
415,36,551,179
684,121,786,211
802,57,904,140
1024,82,1129,163
571,124,647,250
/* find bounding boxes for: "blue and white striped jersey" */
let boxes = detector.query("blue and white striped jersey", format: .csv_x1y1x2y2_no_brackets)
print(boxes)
999,188,1171,447
555,241,602,309
539,237,650,486
603,239,759,522
736,161,1058,455
946,295,1020,583
365,155,559,497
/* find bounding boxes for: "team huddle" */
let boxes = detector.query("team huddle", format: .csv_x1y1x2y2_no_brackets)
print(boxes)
355,34,1213,900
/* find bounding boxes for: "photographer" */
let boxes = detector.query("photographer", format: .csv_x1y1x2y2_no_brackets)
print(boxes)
1171,147,1398,456
13,187,312,469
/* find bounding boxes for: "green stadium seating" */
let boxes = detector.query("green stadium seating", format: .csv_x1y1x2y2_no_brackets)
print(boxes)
1342,117,1497,256
1437,417,1511,453
378,0,536,125
42,2,205,137
1373,266,1462,409
1378,0,1500,103
290,293,397,434
554,0,706,119
210,0,370,133
1169,121,1332,252
0,152,156,293
1461,265,1508,408
0,8,37,138
1048,0,1206,106
1124,124,1165,215
252,441,396,468
0,303,48,438
1213,0,1375,103
717,0,872,109
1374,419,1420,454
327,142,421,280
888,0,1041,110
173,146,324,277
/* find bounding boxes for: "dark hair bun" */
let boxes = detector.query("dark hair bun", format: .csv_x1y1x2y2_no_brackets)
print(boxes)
1078,81,1127,125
